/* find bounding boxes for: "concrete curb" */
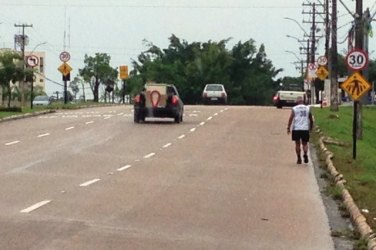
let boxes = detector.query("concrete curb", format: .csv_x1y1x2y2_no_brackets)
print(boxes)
317,132,376,250
0,110,56,123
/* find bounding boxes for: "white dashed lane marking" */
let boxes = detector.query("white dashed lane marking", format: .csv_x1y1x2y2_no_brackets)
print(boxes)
20,200,51,213
178,134,185,139
5,140,20,146
162,143,172,148
190,128,196,132
79,178,101,187
37,133,50,138
117,165,131,172
200,122,205,126
85,121,94,125
65,126,75,131
207,116,213,121
144,153,156,159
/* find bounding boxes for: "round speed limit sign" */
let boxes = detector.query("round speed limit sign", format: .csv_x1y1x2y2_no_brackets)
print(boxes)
346,49,368,71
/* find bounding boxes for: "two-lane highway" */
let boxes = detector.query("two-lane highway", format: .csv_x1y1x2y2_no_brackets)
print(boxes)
0,105,334,250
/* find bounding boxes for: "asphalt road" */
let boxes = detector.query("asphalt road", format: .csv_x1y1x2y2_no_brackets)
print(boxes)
0,105,334,250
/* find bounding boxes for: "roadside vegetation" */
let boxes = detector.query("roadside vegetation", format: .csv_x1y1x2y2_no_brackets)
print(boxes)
311,105,376,233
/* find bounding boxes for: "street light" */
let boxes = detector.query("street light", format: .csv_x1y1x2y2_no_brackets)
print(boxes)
284,17,310,37
286,35,306,49
285,50,305,78
26,41,47,56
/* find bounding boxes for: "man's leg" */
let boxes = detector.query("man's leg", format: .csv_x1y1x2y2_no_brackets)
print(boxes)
302,141,309,163
295,141,302,164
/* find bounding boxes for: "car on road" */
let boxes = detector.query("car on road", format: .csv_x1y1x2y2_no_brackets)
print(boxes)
32,95,50,106
202,84,227,105
133,83,184,123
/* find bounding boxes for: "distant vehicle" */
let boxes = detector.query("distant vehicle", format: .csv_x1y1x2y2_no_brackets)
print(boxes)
133,83,184,123
32,95,50,106
273,83,306,108
202,84,227,105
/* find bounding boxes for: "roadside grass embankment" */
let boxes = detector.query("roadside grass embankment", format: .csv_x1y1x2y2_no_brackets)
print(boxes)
312,105,376,237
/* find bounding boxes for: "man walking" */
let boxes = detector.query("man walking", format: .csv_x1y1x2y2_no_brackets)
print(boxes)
287,96,314,164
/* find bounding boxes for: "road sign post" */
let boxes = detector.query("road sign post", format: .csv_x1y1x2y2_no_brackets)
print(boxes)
26,55,39,109
344,49,370,159
58,60,73,104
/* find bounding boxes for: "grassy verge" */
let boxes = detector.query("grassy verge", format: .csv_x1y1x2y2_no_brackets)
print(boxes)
312,105,376,232
0,101,116,119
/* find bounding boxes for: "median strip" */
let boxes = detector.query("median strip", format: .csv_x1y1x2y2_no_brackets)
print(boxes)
20,200,51,213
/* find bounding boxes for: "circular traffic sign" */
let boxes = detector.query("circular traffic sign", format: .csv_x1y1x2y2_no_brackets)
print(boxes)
59,51,71,62
317,55,328,66
346,49,368,71
26,55,39,67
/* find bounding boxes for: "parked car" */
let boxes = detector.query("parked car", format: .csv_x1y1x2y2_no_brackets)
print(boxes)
133,83,184,123
32,95,50,106
202,84,227,105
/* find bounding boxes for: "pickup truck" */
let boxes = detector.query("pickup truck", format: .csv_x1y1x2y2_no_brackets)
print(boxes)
273,90,307,109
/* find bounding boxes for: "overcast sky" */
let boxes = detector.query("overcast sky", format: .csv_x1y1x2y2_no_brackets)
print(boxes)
1,0,376,95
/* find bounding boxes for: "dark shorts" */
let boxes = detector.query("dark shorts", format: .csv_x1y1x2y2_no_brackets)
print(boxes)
291,130,310,143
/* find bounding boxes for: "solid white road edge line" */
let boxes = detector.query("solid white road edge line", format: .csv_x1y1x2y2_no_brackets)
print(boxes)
37,133,50,138
117,165,131,172
79,178,101,187
65,126,75,131
5,140,20,146
20,200,51,213
162,143,172,148
144,153,156,159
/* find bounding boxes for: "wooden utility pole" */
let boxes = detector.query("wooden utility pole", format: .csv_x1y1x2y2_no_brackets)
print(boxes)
330,0,339,111
354,0,363,141
14,23,33,107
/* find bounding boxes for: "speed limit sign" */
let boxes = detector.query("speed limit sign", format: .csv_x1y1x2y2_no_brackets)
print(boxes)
346,49,368,71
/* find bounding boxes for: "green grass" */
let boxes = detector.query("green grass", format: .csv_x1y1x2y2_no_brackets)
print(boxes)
312,105,376,231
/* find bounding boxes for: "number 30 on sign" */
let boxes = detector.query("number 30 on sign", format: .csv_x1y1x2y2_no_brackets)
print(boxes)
346,49,368,71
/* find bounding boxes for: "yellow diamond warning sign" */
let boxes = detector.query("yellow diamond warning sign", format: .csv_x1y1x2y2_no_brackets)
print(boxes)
341,72,371,101
58,62,73,76
316,66,329,80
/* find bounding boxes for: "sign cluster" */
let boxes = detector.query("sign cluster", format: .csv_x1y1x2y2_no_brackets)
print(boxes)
57,51,72,81
341,49,371,101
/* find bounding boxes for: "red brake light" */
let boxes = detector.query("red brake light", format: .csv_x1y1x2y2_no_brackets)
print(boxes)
172,95,179,105
134,95,141,104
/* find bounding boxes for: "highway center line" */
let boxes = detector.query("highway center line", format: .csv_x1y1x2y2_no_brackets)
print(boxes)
178,134,186,139
79,178,101,187
5,140,20,146
85,121,94,125
20,200,51,213
37,133,50,138
162,142,172,148
144,153,156,159
65,126,75,131
117,165,131,172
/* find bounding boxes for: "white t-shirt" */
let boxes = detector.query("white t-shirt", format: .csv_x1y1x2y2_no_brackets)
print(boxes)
292,104,310,131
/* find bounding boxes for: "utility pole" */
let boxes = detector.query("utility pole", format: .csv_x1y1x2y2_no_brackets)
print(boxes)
354,0,363,141
330,0,339,111
14,23,33,107
303,1,325,104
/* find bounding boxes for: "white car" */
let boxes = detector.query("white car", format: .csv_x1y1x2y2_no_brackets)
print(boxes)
32,95,50,106
202,84,227,105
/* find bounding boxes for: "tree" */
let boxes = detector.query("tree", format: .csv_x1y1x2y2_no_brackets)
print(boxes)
0,50,33,108
69,76,81,100
130,35,282,105
78,53,118,102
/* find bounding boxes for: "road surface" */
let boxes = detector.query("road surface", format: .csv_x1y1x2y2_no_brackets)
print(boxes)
0,105,334,250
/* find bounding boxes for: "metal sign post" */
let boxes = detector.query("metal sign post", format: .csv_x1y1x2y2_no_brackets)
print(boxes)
26,55,39,109
342,49,371,159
